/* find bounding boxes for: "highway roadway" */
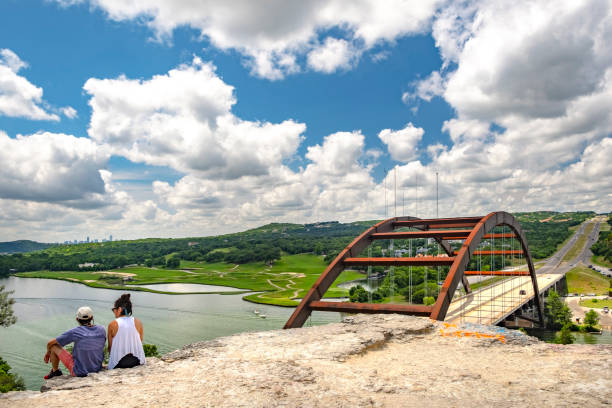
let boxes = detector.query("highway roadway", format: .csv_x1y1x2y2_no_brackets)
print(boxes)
445,217,605,325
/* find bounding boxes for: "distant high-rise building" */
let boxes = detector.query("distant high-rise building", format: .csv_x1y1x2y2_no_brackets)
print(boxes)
110,235,113,242
86,236,90,243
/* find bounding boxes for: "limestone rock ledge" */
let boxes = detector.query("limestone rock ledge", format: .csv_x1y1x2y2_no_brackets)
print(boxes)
1,315,611,407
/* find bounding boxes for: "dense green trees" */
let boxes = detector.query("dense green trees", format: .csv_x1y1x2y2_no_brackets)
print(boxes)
404,282,441,304
582,309,600,331
0,356,24,393
0,221,369,273
515,211,593,259
591,217,612,263
223,244,281,264
554,323,575,345
0,287,24,392
346,266,444,305
166,256,181,269
545,290,572,330
0,240,53,254
423,296,436,306
0,286,16,328
349,285,369,303
0,212,596,276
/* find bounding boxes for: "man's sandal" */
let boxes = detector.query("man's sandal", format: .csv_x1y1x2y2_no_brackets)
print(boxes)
44,369,63,379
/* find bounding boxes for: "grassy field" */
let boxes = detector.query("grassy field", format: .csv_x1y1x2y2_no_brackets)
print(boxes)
16,254,361,307
566,265,611,295
548,224,580,260
562,222,595,261
591,255,612,268
579,298,612,309
470,276,507,291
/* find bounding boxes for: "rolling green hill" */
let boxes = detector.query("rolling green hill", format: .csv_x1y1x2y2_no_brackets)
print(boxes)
2,211,596,307
0,240,54,254
0,211,594,278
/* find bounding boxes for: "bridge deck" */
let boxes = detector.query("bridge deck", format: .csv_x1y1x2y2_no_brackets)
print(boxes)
445,273,564,325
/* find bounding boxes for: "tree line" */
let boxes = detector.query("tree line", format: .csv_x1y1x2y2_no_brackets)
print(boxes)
591,216,612,264
0,221,368,276
0,213,595,278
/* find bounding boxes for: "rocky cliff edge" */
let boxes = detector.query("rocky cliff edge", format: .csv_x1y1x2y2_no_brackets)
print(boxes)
2,315,611,407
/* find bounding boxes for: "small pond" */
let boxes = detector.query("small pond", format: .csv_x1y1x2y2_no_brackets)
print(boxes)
135,283,247,293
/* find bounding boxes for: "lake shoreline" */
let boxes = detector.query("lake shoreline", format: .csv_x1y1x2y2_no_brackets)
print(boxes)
12,273,254,296
9,254,359,307
0,276,342,390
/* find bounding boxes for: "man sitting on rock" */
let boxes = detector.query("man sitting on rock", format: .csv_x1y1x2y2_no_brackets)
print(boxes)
43,306,106,379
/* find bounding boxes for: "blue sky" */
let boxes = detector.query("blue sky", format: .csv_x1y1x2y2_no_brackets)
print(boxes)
0,0,451,178
0,0,610,241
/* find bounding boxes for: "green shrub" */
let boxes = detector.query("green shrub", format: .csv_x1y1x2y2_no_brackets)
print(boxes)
583,309,600,331
554,323,575,345
545,290,573,330
349,285,369,303
165,256,180,269
98,275,122,285
0,356,25,393
143,344,160,357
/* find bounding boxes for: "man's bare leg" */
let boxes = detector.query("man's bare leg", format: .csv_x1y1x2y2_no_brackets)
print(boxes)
48,345,63,371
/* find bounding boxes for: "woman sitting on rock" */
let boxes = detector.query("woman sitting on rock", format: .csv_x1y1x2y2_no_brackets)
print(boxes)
107,293,146,369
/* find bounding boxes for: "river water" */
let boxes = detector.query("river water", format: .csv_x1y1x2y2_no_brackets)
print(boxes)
525,328,612,344
0,277,340,390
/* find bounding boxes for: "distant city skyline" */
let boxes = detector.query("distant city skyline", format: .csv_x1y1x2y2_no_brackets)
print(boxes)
0,0,610,242
62,234,113,245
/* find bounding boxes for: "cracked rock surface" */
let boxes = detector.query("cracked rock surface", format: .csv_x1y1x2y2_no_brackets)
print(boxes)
1,314,611,407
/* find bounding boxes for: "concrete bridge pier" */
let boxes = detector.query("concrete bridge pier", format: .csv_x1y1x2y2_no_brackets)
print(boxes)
502,274,568,329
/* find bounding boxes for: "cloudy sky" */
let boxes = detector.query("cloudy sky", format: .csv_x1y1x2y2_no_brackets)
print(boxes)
0,0,610,242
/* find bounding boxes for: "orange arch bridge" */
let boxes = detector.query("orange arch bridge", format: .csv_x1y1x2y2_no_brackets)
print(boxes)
284,212,545,329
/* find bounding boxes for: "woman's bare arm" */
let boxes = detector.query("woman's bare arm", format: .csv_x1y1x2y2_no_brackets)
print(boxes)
134,318,144,341
107,320,118,352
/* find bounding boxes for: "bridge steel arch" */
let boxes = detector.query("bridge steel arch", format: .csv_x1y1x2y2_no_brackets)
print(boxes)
284,211,545,329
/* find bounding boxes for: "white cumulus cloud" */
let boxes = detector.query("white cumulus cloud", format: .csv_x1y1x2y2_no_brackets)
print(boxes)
378,123,424,162
0,49,59,121
84,57,306,179
53,0,442,79
0,131,113,208
149,130,378,234
403,71,446,104
61,106,78,119
402,0,612,216
307,38,359,74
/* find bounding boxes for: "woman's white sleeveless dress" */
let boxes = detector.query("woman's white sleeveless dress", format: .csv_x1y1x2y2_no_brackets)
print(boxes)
108,316,146,369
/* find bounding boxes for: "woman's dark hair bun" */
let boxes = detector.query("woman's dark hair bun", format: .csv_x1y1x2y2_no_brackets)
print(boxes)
114,293,133,316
